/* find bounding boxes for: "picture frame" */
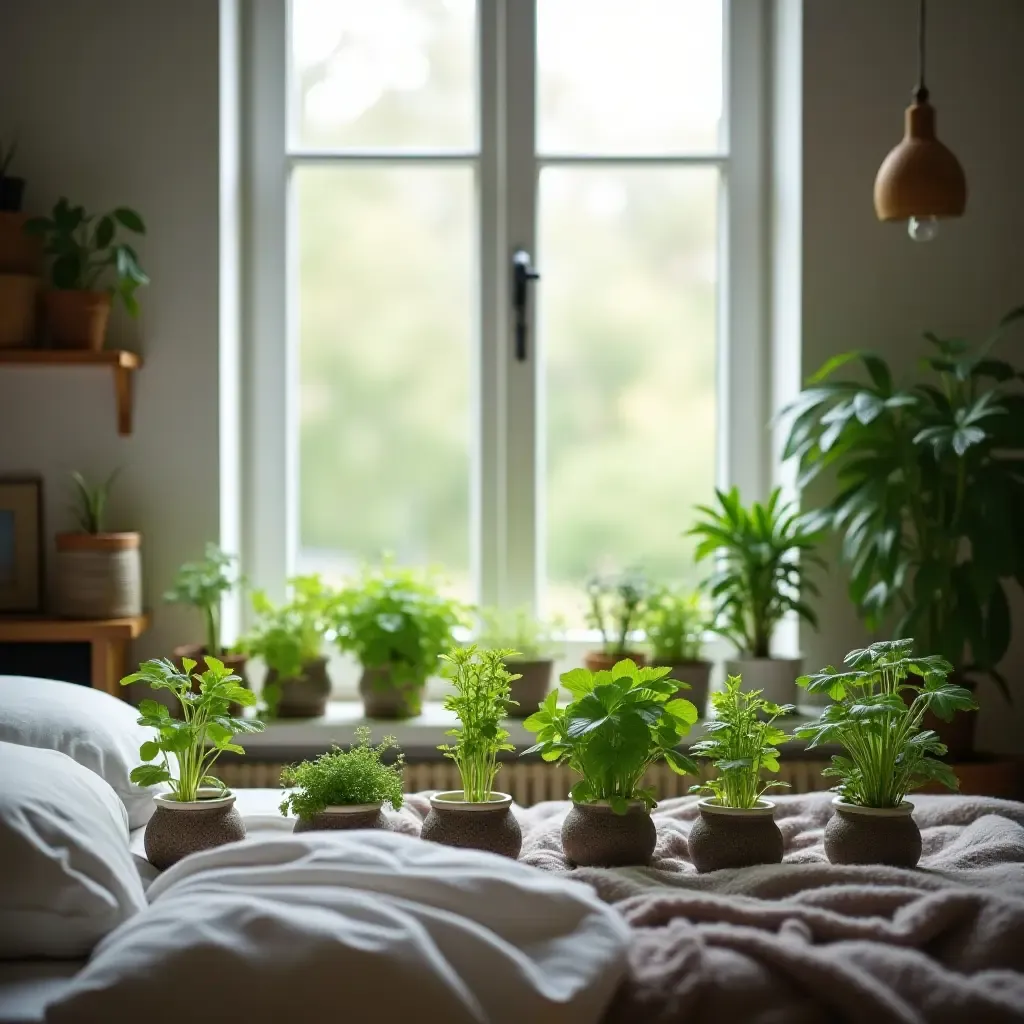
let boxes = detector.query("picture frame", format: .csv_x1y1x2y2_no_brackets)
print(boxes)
0,478,43,613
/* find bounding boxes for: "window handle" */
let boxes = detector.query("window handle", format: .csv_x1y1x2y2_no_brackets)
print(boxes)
512,248,540,362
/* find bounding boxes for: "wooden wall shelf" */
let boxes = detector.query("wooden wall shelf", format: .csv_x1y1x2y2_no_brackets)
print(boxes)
0,349,143,436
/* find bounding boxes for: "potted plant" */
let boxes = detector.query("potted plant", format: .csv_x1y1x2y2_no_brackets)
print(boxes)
335,561,466,719
24,197,147,350
0,138,39,350
794,639,976,868
279,727,403,832
0,138,23,212
782,310,1024,756
478,605,562,717
686,674,793,872
240,575,336,719
523,659,698,867
688,487,822,706
119,656,264,869
420,646,522,858
583,571,648,671
53,470,142,620
642,586,712,716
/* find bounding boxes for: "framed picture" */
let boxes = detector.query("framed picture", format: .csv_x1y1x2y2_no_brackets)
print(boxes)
0,478,42,613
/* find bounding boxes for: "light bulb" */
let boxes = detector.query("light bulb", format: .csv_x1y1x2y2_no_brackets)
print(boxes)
908,215,940,242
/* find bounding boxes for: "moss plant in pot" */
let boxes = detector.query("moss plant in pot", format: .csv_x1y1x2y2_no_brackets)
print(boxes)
478,606,562,717
642,586,711,716
421,646,523,858
689,487,823,706
584,572,649,671
54,470,142,619
686,675,793,872
280,728,403,832
119,656,264,869
524,660,699,867
794,639,976,868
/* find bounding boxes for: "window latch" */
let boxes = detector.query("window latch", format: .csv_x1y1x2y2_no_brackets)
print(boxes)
511,249,540,362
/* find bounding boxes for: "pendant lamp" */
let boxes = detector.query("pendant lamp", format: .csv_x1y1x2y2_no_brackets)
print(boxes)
873,0,966,242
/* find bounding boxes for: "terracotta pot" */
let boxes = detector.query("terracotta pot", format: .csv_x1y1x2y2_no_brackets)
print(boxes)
584,650,648,673
0,177,24,213
44,289,111,350
53,532,142,619
264,656,331,718
561,800,656,867
0,212,42,275
505,658,553,718
824,796,922,869
173,644,251,716
687,798,784,873
359,665,424,719
420,791,522,859
653,659,712,717
293,802,391,833
0,273,39,348
724,657,802,707
144,790,246,870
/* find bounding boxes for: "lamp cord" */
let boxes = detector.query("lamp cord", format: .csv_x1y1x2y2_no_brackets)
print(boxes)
914,0,929,102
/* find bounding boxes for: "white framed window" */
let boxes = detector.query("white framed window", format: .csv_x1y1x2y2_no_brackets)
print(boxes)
245,0,768,688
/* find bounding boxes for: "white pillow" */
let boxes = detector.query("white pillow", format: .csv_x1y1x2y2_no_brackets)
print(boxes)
0,742,147,958
0,675,161,828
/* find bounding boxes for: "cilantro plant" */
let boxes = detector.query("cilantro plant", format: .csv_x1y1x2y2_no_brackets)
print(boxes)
523,660,699,812
643,586,708,663
689,675,794,808
794,639,977,807
477,606,562,660
120,657,264,802
164,543,241,656
585,572,648,656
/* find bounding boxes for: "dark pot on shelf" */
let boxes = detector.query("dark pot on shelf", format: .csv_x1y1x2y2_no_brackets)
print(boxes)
265,656,331,718
584,651,648,673
505,658,553,718
561,800,656,867
824,797,922,869
0,177,25,213
144,790,245,870
293,803,390,832
654,659,712,717
359,665,424,719
420,791,522,859
687,798,783,873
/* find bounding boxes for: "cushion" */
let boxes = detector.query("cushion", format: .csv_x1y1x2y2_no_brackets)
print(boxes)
0,742,147,958
0,676,161,828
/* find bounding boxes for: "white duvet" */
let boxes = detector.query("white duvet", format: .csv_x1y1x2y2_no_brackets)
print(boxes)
46,830,630,1024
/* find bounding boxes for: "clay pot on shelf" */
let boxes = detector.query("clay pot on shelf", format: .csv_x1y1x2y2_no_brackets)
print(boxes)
264,656,331,718
824,797,922,869
687,798,784,873
0,213,42,275
420,791,522,859
54,531,142,619
724,656,802,708
0,274,39,348
293,802,391,833
584,651,648,673
653,659,712,717
43,290,111,351
359,665,424,719
144,790,246,870
505,658,553,718
561,800,656,867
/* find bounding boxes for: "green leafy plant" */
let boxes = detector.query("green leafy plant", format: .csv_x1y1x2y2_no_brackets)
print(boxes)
164,543,241,656
781,309,1024,697
793,639,977,807
438,646,518,802
643,586,708,663
689,675,793,807
688,488,823,659
25,198,148,315
120,656,264,802
69,468,120,534
279,727,404,817
477,606,562,661
523,659,698,812
585,571,648,656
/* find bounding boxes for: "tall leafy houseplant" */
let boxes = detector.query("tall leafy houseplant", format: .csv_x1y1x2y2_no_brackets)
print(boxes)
584,572,649,670
165,544,241,661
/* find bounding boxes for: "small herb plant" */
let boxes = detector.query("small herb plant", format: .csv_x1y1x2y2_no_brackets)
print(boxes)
25,198,148,314
438,646,519,802
689,675,794,808
279,728,404,817
69,469,120,534
524,660,698,812
477,606,562,661
164,543,242,656
794,639,977,807
643,586,708,663
120,657,264,802
688,488,823,658
586,572,648,656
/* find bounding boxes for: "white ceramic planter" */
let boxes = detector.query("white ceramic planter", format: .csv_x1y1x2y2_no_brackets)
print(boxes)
724,657,802,706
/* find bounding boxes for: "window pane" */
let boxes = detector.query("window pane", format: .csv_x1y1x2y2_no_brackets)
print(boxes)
537,0,723,155
540,167,719,624
290,0,477,150
296,166,474,596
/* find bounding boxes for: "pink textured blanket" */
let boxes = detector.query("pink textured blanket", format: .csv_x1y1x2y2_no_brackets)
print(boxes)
400,791,1024,1024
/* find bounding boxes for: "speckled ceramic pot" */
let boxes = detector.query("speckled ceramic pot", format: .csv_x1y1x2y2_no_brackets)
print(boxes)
144,791,246,870
293,802,391,832
266,656,331,718
824,797,922,869
420,791,522,859
561,801,656,867
583,651,648,673
359,666,424,719
687,798,784,873
505,659,553,718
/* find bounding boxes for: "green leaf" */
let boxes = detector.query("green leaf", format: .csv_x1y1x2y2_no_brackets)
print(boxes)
139,740,160,762
51,253,82,289
129,764,172,787
559,668,595,700
664,748,698,776
94,215,114,249
113,207,145,233
853,390,885,425
664,698,698,727
608,796,630,815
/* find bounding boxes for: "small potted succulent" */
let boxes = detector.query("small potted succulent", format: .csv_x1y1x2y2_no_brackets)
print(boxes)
686,674,793,872
524,659,698,867
240,575,336,719
335,561,466,719
478,606,562,717
583,572,648,671
795,639,976,868
279,727,404,832
420,646,522,858
53,469,142,619
120,656,264,869
642,586,712,716
688,487,823,706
